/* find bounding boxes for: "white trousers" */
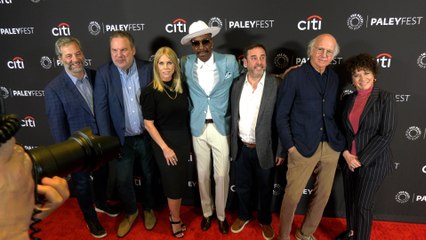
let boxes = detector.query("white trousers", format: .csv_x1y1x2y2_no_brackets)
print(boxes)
192,123,230,221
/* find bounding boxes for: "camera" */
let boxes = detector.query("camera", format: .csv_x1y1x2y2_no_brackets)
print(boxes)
28,128,120,181
0,111,120,181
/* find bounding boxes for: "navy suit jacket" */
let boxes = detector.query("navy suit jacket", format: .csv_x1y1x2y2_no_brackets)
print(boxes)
44,69,98,143
275,63,345,157
341,86,396,170
94,59,153,145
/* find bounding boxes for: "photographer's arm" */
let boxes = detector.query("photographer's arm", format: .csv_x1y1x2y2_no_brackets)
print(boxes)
0,138,70,240
0,138,34,240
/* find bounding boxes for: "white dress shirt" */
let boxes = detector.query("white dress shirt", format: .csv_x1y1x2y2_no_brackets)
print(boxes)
238,72,265,144
196,55,219,120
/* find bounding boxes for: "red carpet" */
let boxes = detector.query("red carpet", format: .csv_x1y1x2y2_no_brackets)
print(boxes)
35,198,426,240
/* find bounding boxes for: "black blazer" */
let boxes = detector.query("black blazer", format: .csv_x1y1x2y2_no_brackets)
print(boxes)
341,86,396,171
276,63,345,157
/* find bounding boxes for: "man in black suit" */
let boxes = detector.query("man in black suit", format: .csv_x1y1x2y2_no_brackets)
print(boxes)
94,31,156,237
230,44,284,240
276,34,345,240
44,36,119,238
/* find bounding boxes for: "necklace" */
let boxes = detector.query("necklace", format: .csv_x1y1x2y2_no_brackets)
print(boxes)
163,85,177,100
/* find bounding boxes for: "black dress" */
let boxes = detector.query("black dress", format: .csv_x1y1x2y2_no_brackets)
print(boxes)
140,82,190,199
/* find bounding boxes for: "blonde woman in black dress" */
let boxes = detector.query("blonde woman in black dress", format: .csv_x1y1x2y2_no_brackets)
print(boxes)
141,47,190,238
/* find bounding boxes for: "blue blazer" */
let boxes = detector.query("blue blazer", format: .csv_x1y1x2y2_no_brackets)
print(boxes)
275,63,345,157
181,52,240,137
94,59,153,145
44,69,98,143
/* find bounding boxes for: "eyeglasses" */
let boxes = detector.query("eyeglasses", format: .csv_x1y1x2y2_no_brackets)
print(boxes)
314,47,334,57
191,39,211,47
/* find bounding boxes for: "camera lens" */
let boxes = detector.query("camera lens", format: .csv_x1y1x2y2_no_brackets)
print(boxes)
28,128,120,180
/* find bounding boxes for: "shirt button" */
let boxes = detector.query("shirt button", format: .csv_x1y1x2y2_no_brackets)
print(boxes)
320,127,323,131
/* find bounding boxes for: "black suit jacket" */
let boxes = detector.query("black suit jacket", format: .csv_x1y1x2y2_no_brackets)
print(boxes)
341,86,396,171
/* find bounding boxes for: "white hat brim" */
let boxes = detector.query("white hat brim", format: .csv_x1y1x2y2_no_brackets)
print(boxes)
180,27,221,45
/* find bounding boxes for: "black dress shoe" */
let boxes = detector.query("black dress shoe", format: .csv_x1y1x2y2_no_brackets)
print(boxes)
201,216,212,231
218,219,229,234
335,230,353,240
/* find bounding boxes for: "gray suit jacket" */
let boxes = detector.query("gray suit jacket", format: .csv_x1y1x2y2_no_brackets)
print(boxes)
230,72,284,169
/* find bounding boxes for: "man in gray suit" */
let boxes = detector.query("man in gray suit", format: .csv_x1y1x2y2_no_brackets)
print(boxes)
229,43,284,240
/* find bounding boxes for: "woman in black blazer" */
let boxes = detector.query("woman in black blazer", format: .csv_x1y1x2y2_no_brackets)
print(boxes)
336,53,396,240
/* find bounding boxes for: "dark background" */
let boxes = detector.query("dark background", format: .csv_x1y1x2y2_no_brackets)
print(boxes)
1,0,425,223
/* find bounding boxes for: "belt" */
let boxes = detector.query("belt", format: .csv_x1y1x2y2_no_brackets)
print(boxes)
125,131,146,138
241,140,256,149
205,119,214,124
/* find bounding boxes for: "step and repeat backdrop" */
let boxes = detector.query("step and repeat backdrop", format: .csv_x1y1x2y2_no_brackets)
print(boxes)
1,0,425,223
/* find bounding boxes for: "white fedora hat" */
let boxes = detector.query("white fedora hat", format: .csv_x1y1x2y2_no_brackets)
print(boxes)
180,20,221,45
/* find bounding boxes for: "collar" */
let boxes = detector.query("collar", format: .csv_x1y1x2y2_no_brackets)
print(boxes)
197,54,215,67
308,61,329,77
244,71,266,87
117,60,137,77
67,70,88,85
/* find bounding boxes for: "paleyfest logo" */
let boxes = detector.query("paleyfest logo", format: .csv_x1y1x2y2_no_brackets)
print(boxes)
405,126,422,141
347,13,364,30
417,52,426,69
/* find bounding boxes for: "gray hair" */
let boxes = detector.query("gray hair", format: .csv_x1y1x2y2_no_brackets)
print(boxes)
306,34,340,58
54,36,82,57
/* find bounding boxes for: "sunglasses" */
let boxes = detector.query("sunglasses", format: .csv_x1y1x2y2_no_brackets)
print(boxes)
191,39,211,47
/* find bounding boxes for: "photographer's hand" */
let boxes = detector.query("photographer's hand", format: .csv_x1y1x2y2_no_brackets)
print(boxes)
34,176,70,220
0,137,34,240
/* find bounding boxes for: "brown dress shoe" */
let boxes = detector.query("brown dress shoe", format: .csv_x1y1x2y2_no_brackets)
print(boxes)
260,224,275,240
201,216,212,231
218,219,229,234
231,218,250,233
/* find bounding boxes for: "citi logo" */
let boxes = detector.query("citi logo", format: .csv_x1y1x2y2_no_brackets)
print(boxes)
21,115,36,128
298,15,322,31
376,53,392,68
165,18,187,33
7,56,25,69
51,22,71,36
0,0,12,4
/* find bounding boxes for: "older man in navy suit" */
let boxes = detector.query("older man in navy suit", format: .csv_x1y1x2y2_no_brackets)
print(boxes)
44,36,118,238
276,34,346,240
94,31,156,238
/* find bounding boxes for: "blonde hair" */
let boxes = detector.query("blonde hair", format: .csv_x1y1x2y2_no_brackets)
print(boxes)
152,46,183,94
